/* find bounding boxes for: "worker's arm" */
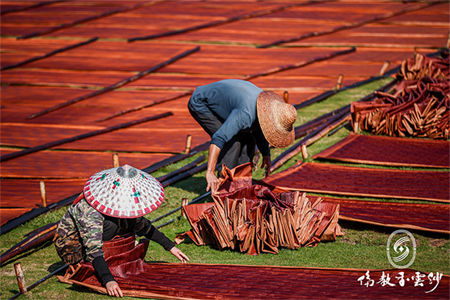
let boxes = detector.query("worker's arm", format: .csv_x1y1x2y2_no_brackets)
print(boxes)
72,201,122,297
136,217,190,263
206,143,221,193
169,246,190,263
261,155,272,177
106,281,123,298
93,256,123,297
252,125,271,177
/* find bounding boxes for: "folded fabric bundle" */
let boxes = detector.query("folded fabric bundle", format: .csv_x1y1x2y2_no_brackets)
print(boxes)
351,53,449,140
176,163,342,255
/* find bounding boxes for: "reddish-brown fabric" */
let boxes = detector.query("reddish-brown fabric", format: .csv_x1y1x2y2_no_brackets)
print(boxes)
58,234,449,299
263,162,449,203
313,133,450,168
57,218,449,299
64,255,450,299
314,196,450,234
216,162,255,194
2,0,447,235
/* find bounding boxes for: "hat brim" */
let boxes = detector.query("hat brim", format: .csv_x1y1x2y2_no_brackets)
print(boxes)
257,91,295,148
83,166,164,219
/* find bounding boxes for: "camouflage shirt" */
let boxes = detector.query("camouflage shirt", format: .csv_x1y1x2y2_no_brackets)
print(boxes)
55,197,174,265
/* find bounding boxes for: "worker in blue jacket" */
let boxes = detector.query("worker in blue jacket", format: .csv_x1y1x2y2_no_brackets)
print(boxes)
188,79,297,192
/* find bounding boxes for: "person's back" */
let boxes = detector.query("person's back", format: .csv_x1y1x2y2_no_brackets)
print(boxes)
189,79,262,121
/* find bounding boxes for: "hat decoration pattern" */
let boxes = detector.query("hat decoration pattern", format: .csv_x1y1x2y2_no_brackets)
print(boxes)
83,165,164,218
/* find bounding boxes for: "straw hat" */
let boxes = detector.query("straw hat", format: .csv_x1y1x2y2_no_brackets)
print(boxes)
83,165,164,218
257,91,297,148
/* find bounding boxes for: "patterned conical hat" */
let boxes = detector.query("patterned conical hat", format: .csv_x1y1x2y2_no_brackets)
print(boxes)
83,165,164,218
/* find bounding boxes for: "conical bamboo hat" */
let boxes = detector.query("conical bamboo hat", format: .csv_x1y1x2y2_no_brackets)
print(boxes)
83,165,164,218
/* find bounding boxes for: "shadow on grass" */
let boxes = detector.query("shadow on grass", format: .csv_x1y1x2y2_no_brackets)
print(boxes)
47,261,67,273
173,176,207,195
340,220,450,239
1,240,54,268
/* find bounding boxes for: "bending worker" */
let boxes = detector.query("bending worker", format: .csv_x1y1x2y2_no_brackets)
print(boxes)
188,79,297,192
55,164,189,298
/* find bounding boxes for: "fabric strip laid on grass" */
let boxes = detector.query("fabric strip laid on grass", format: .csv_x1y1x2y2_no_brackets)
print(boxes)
313,133,449,168
59,236,449,299
263,162,449,203
309,196,450,234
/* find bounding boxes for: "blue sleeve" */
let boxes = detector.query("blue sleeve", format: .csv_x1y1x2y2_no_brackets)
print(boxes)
210,109,252,149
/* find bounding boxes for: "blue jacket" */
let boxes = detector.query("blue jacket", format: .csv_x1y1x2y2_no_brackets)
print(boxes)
189,79,270,156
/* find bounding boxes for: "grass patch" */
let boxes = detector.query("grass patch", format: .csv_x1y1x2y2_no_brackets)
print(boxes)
1,76,448,299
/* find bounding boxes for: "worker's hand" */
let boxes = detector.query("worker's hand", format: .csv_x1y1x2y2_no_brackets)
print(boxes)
206,170,220,193
170,246,190,263
261,156,272,178
106,281,123,298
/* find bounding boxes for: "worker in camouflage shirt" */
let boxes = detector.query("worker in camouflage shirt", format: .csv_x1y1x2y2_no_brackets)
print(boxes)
55,165,189,298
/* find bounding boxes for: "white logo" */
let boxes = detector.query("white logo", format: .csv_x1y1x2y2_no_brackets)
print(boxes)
387,229,416,269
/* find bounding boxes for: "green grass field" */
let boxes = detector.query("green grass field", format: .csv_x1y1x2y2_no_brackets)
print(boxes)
1,77,448,299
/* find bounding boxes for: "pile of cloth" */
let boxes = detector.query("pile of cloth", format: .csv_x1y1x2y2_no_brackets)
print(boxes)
351,51,449,139
176,163,342,255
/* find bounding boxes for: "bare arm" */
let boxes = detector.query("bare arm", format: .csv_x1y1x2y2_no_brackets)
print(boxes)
206,144,221,193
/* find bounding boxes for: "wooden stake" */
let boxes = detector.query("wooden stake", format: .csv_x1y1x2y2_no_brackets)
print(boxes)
185,135,192,155
14,263,27,294
336,74,344,90
181,198,189,218
301,145,308,160
379,61,390,76
39,181,47,208
112,153,120,168
283,91,289,103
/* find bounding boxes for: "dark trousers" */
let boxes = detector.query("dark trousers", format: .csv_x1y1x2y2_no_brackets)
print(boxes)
188,102,255,173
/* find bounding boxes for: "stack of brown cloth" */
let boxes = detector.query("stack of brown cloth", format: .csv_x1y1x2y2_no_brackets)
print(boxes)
351,53,449,139
176,163,342,255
